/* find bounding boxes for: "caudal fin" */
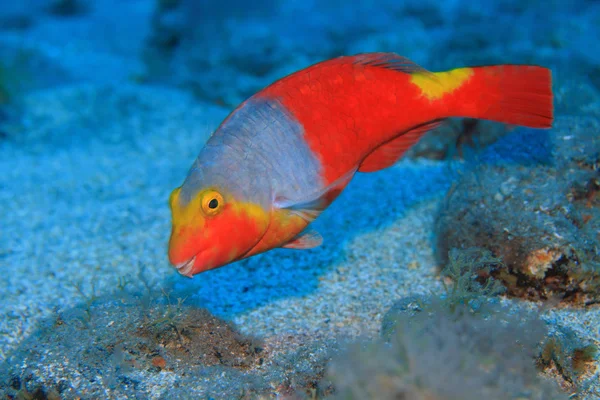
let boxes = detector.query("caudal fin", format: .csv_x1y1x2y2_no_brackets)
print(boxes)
454,65,554,128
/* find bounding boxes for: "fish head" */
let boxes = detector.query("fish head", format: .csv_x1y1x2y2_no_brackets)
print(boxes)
167,141,274,277
168,184,271,277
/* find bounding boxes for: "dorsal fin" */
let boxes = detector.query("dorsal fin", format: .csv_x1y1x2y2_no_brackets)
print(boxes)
350,53,436,78
358,120,445,173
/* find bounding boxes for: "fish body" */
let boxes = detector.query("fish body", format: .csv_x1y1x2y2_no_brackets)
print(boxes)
168,53,553,277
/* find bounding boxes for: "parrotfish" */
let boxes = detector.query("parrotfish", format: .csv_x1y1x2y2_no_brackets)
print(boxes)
168,53,553,277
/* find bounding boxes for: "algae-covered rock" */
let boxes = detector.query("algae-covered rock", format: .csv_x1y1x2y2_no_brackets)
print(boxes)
538,325,598,393
137,307,262,370
0,42,73,141
0,290,338,399
0,295,264,398
328,295,566,400
142,0,287,107
0,2,34,31
436,116,600,305
46,0,88,17
0,42,71,104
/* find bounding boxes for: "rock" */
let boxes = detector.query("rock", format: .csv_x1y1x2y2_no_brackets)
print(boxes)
0,1,39,31
45,0,88,17
0,41,73,140
435,116,600,306
327,295,566,400
142,0,288,106
0,291,338,399
538,325,598,393
137,307,262,369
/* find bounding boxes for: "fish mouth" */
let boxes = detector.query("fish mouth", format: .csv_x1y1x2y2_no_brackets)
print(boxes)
175,256,196,278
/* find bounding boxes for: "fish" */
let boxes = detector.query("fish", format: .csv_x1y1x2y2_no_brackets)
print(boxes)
168,52,553,277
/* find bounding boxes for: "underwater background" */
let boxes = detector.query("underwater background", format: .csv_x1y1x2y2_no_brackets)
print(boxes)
1,0,600,398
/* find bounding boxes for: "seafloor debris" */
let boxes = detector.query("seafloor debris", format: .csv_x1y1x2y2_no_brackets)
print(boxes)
436,116,600,306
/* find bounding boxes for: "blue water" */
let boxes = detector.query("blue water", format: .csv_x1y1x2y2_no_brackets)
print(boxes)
1,0,599,398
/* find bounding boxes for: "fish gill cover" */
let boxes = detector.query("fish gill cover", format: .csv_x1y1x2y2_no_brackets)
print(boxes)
0,0,599,399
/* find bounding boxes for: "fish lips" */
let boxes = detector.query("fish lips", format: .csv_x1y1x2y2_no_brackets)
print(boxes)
174,255,197,277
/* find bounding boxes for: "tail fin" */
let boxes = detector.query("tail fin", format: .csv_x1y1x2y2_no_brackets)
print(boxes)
451,65,554,128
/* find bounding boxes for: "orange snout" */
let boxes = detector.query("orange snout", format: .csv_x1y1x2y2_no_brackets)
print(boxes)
167,187,271,277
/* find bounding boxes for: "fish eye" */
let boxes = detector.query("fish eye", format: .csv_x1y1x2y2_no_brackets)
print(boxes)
201,191,224,216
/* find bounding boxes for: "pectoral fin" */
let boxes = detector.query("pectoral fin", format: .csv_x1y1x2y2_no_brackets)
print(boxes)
274,168,356,223
281,228,323,249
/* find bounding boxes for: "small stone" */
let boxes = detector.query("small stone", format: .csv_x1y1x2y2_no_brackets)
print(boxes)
151,356,167,369
500,178,517,196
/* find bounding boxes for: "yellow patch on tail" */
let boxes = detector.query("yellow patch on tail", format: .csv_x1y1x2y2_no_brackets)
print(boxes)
410,67,474,101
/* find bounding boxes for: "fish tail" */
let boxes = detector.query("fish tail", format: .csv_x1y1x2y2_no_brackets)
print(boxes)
446,65,554,128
